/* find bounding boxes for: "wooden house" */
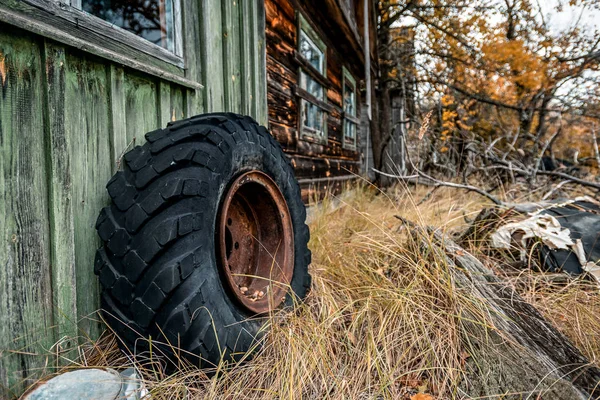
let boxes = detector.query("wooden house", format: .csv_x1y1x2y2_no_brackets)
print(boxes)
266,0,377,198
0,0,377,396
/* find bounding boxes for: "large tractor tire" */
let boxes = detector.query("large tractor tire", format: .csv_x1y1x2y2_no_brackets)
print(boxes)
94,113,311,367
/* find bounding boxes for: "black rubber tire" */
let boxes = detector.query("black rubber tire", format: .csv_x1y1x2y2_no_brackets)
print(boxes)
94,113,311,367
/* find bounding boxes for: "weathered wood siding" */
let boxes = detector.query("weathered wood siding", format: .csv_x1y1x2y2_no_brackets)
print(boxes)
0,0,266,396
265,0,369,199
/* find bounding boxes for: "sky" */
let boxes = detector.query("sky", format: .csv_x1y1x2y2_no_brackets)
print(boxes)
539,0,600,34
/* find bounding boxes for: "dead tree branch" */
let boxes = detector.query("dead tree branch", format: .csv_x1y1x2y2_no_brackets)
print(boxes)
372,168,503,205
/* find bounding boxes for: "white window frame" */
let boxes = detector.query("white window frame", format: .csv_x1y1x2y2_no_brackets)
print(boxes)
297,12,328,144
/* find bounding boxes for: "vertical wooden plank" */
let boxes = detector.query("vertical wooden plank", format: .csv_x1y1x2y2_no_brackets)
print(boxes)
182,0,200,84
249,0,260,121
108,65,127,173
240,0,252,116
157,80,171,127
255,0,268,125
199,0,225,111
42,41,78,349
0,32,54,397
170,85,185,121
124,73,157,146
222,0,242,112
186,88,203,117
65,55,112,339
157,82,185,125
182,0,203,117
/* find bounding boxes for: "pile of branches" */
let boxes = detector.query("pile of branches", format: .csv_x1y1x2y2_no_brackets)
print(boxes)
375,119,600,205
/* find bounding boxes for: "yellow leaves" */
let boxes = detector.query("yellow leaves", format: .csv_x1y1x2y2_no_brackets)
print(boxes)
441,94,454,107
480,38,549,101
442,109,457,124
440,93,473,140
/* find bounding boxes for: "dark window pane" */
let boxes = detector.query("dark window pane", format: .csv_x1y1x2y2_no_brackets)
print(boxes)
83,0,177,53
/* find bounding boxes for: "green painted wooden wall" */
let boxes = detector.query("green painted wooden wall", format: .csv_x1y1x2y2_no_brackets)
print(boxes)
0,0,267,396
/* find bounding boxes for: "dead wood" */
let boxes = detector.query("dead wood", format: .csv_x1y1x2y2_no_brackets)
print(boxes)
400,220,600,399
373,168,504,205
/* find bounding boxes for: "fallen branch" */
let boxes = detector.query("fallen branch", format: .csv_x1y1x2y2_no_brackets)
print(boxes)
398,220,600,398
373,167,503,205
542,180,573,200
486,157,600,190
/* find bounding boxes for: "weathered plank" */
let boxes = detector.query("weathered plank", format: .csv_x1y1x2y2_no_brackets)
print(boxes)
240,0,252,116
170,84,186,122
181,0,204,118
107,65,127,174
199,0,225,111
42,41,78,350
221,0,242,113
255,0,268,125
0,31,54,397
124,73,157,146
186,88,203,117
157,81,172,127
64,53,112,339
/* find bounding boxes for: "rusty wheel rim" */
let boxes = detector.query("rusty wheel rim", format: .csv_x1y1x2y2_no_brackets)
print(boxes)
217,171,294,314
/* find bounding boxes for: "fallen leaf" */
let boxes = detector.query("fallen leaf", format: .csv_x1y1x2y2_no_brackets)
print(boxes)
411,394,433,400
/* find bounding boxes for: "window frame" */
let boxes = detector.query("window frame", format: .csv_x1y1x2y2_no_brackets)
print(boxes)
78,0,183,58
0,0,201,90
297,12,328,144
342,66,359,150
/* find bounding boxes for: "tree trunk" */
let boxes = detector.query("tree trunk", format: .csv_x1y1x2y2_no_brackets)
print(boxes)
375,84,392,169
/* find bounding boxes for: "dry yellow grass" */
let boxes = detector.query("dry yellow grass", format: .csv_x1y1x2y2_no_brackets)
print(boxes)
27,184,600,399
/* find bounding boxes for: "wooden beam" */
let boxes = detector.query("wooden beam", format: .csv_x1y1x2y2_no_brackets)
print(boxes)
294,86,335,113
293,50,331,89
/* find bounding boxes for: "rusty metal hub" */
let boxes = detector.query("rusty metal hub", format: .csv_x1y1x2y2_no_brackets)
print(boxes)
217,171,294,314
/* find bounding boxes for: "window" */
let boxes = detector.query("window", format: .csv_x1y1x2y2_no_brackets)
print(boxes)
81,1,181,54
4,0,203,91
342,67,358,149
81,0,182,55
297,13,327,141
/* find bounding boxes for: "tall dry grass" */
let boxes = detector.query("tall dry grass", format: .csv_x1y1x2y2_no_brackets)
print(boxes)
27,184,600,399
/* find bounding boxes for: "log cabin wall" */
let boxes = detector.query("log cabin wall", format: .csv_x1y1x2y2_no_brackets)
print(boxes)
265,0,375,200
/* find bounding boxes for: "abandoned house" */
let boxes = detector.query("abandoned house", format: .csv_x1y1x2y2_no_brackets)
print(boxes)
0,0,378,396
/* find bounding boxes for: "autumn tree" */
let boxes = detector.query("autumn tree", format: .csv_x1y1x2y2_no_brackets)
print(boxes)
373,0,600,182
